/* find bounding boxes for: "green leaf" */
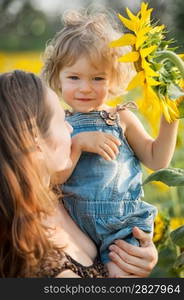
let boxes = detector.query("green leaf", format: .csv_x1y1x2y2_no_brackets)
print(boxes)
143,168,184,186
149,246,179,277
170,225,184,247
167,83,184,100
173,252,184,271
178,100,184,118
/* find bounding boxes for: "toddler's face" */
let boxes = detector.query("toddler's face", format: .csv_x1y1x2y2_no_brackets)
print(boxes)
59,56,110,113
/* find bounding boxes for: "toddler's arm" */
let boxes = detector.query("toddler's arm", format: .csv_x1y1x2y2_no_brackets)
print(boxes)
51,131,121,184
119,109,179,170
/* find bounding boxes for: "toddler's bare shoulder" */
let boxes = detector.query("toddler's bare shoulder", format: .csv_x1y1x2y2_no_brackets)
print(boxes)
118,107,135,121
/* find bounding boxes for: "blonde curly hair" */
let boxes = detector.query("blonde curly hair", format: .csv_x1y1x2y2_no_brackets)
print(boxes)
42,8,135,99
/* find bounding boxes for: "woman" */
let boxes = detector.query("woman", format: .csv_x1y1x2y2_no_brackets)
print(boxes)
0,70,157,277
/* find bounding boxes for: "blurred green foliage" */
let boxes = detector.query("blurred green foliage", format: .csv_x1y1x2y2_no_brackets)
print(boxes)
0,0,61,51
171,0,184,52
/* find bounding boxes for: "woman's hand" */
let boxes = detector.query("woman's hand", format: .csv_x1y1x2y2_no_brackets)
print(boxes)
108,227,158,278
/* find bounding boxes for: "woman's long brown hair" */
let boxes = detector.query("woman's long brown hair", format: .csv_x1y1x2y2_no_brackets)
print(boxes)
0,70,58,277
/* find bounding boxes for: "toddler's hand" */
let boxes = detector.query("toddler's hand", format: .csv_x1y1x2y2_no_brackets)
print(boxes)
72,131,121,160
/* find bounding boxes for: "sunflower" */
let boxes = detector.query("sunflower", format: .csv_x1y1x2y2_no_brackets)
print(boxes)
109,2,184,123
153,213,169,244
170,217,184,231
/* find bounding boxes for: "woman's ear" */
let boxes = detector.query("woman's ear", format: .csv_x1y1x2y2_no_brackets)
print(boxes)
33,136,50,186
34,136,45,161
34,136,41,151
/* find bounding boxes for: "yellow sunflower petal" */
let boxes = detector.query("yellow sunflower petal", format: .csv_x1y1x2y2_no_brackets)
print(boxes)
168,107,179,121
109,33,136,48
136,26,152,48
161,100,172,123
127,71,145,90
166,98,179,119
170,218,184,230
141,2,148,12
150,25,165,34
179,54,184,60
178,79,184,88
135,26,152,49
136,34,149,50
137,85,161,132
146,77,160,86
145,68,159,77
143,8,153,22
138,26,152,36
118,51,140,62
161,98,179,123
142,59,159,77
144,85,160,102
140,3,152,24
118,13,137,32
140,45,157,58
126,7,140,29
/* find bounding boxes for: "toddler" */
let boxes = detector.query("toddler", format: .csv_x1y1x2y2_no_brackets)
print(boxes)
42,9,178,277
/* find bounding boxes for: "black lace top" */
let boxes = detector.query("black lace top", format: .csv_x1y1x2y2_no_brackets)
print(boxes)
57,253,109,278
23,249,108,278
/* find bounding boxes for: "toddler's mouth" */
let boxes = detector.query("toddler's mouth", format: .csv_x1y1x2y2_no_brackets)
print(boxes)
76,98,94,102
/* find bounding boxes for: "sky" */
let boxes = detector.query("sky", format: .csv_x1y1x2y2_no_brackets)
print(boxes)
31,0,142,16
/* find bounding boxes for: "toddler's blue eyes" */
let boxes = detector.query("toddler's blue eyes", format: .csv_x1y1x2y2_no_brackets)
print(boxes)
68,76,78,80
67,76,105,81
94,77,105,81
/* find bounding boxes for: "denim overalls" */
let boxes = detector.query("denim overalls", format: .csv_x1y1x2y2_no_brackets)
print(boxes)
62,107,157,264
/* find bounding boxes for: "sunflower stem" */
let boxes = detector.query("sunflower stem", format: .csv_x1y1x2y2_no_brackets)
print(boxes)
156,50,184,78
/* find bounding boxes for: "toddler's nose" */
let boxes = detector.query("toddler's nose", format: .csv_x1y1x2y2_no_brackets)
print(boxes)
79,80,92,93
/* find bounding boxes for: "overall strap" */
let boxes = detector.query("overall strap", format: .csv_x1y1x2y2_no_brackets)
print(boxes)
116,101,138,112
